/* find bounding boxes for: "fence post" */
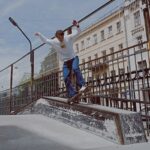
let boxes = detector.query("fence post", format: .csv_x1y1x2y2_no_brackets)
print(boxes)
31,50,34,101
10,64,13,113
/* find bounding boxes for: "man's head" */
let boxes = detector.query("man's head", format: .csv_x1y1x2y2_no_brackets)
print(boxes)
55,30,64,42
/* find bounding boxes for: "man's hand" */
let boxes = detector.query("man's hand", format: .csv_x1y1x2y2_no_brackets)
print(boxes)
72,20,79,28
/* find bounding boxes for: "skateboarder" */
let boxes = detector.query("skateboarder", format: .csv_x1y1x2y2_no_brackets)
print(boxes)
35,20,86,99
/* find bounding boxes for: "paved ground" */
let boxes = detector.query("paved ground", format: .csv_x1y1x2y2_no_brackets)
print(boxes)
0,115,114,150
0,125,77,150
0,115,149,150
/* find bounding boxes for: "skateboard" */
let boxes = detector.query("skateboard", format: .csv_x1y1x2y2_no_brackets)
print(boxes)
67,86,90,104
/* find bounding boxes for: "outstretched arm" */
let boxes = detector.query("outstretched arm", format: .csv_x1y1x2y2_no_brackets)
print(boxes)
67,20,81,39
35,32,54,45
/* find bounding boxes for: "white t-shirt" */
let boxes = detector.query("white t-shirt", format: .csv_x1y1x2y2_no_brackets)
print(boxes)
38,27,81,62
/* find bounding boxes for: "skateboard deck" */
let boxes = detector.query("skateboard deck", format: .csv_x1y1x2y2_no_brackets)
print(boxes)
67,86,90,104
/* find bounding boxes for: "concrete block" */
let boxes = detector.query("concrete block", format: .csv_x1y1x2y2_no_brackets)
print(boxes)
19,96,147,145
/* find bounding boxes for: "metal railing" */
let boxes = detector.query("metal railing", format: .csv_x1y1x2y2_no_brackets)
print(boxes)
0,40,150,135
0,0,117,113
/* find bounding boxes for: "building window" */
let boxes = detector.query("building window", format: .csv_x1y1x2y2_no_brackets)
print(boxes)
138,60,147,70
75,43,79,53
111,70,116,82
118,43,123,50
88,56,92,68
81,40,85,50
108,25,113,37
142,0,146,5
81,59,85,70
93,34,98,45
102,50,107,62
101,30,105,41
142,87,150,102
111,70,116,76
134,10,141,27
110,47,115,60
119,68,125,75
95,53,99,64
82,59,85,63
86,37,91,48
119,68,125,80
95,53,98,59
118,43,123,58
136,36,143,49
88,56,91,61
116,21,121,33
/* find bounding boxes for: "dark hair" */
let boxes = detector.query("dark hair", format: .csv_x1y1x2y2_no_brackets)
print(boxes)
55,30,64,37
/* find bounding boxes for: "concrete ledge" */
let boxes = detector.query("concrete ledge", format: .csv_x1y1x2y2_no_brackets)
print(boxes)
19,96,147,145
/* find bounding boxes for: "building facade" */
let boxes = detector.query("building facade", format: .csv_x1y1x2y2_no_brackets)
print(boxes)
73,0,149,77
40,48,59,75
123,0,149,71
74,9,125,65
71,0,150,101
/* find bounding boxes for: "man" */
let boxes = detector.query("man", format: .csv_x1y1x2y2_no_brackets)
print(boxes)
35,20,86,98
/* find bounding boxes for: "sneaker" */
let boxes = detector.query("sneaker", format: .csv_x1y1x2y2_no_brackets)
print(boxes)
79,86,87,92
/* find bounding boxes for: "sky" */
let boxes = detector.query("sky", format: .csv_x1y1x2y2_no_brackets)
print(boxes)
0,0,123,89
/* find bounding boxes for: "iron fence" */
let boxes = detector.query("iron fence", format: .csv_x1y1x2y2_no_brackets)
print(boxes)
0,40,150,135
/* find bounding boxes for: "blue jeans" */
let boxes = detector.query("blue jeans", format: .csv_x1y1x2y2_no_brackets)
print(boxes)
63,56,85,97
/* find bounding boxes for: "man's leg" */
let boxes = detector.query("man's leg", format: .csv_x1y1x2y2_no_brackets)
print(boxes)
72,56,85,88
63,63,77,97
